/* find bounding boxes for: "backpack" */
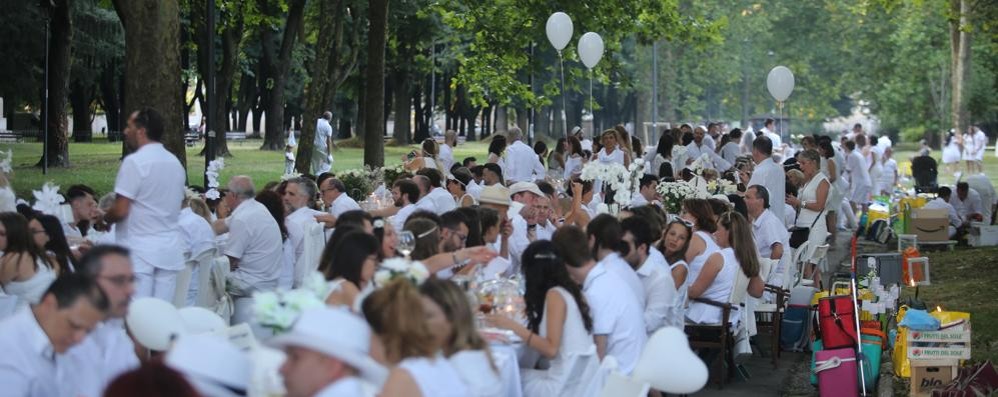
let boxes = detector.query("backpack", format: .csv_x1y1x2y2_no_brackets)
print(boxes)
865,219,893,244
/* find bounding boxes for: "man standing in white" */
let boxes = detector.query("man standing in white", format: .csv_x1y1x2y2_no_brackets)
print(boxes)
760,118,782,150
747,136,786,221
312,111,335,174
844,140,872,211
972,126,987,174
102,108,186,300
284,177,324,288
439,130,457,173
219,176,284,324
503,127,546,183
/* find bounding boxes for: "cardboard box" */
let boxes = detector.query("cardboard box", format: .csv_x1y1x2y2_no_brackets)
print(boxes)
907,208,950,242
910,359,959,397
969,222,998,247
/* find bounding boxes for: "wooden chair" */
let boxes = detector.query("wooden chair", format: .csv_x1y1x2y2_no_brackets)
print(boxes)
753,258,788,368
684,269,750,388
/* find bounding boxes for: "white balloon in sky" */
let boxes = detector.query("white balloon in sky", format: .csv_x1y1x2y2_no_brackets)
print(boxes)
767,65,795,102
578,32,605,69
545,12,573,52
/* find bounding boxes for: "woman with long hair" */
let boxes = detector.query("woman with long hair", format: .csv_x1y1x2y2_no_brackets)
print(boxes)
681,198,720,285
659,218,693,329
319,229,379,308
0,212,57,310
650,132,675,179
613,125,633,167
404,218,440,262
485,240,598,397
33,214,74,274
786,149,830,286
562,136,585,180
819,139,844,241
373,217,398,260
549,138,567,175
365,280,468,397
254,189,294,289
420,278,502,396
487,136,508,165
686,211,763,325
404,139,446,172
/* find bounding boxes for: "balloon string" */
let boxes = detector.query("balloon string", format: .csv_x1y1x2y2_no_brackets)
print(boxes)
589,69,594,132
559,52,568,140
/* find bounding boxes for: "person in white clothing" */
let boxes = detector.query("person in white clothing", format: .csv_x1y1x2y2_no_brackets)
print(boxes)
270,307,387,397
65,184,99,243
924,187,961,238
218,176,284,303
177,197,215,305
587,215,647,315
878,147,898,196
503,127,546,183
747,135,787,221
553,226,646,375
320,178,361,218
760,118,782,150
439,130,457,173
0,274,108,397
390,179,420,232
284,177,325,287
621,217,676,334
699,125,716,151
413,175,438,214
629,174,659,208
971,126,988,174
950,182,984,226
64,245,141,397
415,168,457,214
745,185,787,290
102,108,187,301
685,127,731,171
844,140,872,211
965,173,997,224
720,129,743,166
506,182,543,275
572,126,594,153
686,212,764,325
313,111,335,174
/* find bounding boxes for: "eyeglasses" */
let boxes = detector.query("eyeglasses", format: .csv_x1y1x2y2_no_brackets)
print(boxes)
320,188,338,193
101,274,137,287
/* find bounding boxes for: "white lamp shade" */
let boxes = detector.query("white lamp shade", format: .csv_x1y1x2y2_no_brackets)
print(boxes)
631,327,709,394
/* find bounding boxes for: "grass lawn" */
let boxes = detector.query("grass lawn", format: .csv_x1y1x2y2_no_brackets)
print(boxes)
2,139,492,198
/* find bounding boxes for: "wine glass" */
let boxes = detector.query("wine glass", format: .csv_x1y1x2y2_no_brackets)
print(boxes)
397,230,416,259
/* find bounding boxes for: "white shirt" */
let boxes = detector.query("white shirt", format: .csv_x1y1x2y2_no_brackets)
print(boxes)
846,149,871,187
504,141,545,183
748,158,787,221
761,127,782,148
113,142,186,270
63,319,139,397
314,376,371,397
286,206,324,267
583,263,647,375
599,252,646,309
580,138,594,152
740,130,756,154
720,142,741,165
629,191,649,207
466,181,483,201
703,134,717,151
564,154,584,180
636,249,676,334
392,204,418,232
178,207,215,259
428,187,457,214
0,308,61,397
752,209,787,285
949,188,983,223
924,198,962,227
439,144,454,173
879,158,898,192
224,199,285,289
685,142,732,171
315,118,333,151
328,193,361,217
505,210,531,276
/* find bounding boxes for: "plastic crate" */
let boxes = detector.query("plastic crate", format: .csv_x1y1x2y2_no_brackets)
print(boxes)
857,253,903,286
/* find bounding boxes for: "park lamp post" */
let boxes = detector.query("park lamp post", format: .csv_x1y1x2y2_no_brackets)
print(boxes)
204,0,216,188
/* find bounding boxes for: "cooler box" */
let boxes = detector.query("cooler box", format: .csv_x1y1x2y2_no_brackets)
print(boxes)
969,222,998,247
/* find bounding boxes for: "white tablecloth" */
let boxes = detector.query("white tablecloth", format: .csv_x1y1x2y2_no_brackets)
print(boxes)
491,343,524,397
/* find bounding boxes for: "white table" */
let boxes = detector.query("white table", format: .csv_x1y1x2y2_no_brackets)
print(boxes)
491,343,524,397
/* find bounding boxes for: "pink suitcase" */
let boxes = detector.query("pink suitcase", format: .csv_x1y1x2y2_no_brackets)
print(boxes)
814,348,859,397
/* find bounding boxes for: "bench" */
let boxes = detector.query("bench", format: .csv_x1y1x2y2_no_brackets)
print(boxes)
185,132,200,147
225,131,247,145
0,131,22,143
917,240,957,252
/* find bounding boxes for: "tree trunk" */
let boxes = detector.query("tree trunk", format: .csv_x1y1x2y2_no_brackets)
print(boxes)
363,0,388,167
237,70,257,133
100,65,122,136
38,0,73,167
69,81,93,142
949,0,972,138
392,71,411,145
259,0,307,151
193,0,242,158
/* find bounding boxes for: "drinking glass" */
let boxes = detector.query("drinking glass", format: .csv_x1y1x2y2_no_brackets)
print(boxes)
397,230,416,259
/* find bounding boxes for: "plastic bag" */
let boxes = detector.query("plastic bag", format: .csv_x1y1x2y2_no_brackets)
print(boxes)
899,309,941,331
930,310,970,325
894,306,911,377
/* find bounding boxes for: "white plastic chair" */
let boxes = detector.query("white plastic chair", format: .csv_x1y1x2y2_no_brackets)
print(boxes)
598,372,650,397
294,222,326,287
174,248,216,308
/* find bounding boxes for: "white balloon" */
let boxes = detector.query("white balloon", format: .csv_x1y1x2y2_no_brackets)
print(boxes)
127,297,186,351
180,306,228,335
578,32,605,69
631,327,709,394
767,65,795,102
545,12,573,52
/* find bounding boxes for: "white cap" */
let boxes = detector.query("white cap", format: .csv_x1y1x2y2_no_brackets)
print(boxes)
126,298,185,351
166,334,250,397
509,182,544,198
267,307,388,386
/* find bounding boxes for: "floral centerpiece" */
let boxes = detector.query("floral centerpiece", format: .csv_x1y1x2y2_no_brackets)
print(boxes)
580,161,632,206
338,167,376,201
32,182,73,223
374,258,430,287
253,271,330,334
706,179,738,195
204,158,225,200
381,164,411,187
657,180,708,214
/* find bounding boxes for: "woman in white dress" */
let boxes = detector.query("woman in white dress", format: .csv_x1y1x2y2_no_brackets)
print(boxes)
318,229,379,308
404,139,446,172
420,278,503,397
563,137,585,180
486,136,508,165
365,280,469,397
681,199,721,286
486,241,599,397
686,211,764,325
649,133,676,179
373,217,399,260
596,129,626,166
0,213,57,311
786,149,830,287
819,140,845,242
446,170,477,207
942,131,962,177
659,218,692,329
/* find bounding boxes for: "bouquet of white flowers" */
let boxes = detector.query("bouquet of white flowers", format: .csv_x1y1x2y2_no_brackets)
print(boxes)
706,179,738,195
381,164,411,188
374,258,430,287
338,168,376,201
656,180,708,214
253,271,330,334
204,158,225,200
580,161,632,206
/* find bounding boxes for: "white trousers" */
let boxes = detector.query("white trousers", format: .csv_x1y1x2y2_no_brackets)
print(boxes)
135,267,179,301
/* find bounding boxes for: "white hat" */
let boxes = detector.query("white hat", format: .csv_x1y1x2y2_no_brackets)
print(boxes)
126,298,186,351
166,334,250,397
179,307,227,335
267,307,388,386
478,185,511,206
509,182,544,198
